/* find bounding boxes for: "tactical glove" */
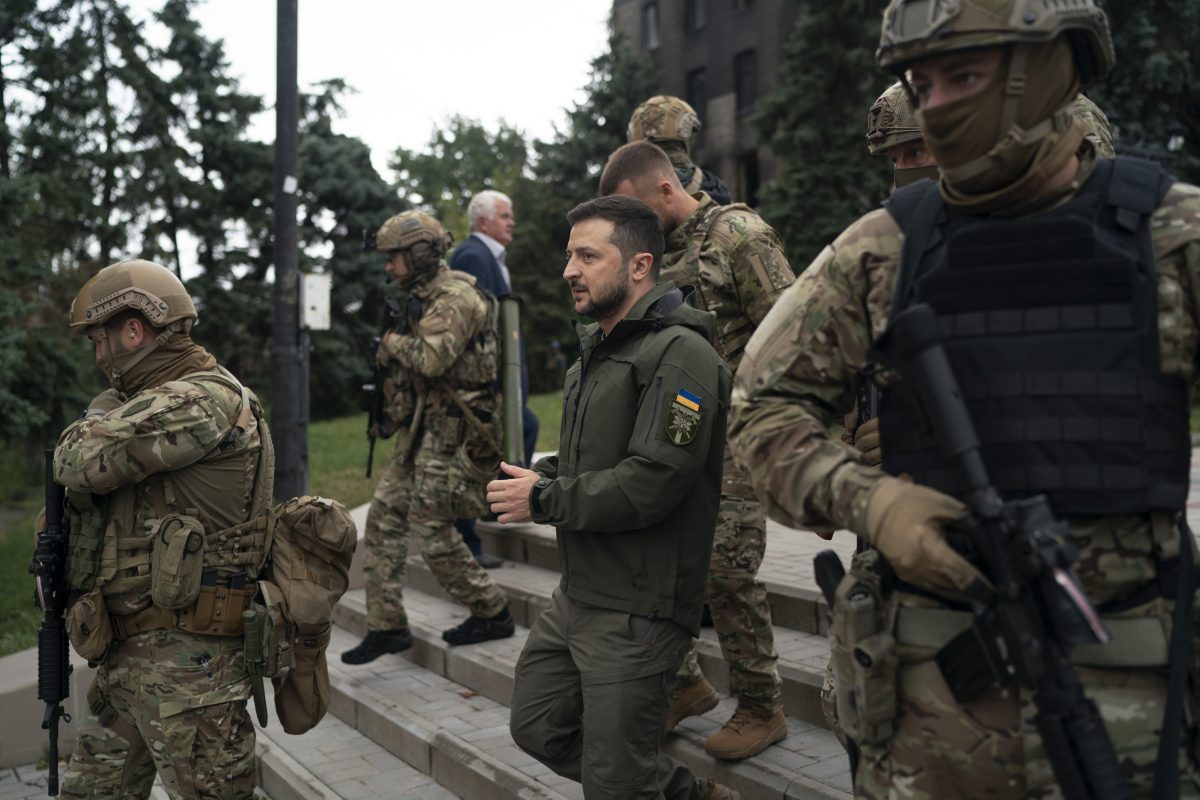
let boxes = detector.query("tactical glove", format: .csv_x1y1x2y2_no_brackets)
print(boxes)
864,476,984,594
853,417,883,468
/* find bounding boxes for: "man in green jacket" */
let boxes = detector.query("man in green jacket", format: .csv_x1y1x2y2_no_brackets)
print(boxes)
487,195,738,800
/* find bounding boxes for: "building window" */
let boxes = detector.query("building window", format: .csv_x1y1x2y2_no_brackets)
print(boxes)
686,68,707,115
684,0,707,31
643,2,660,50
735,49,758,115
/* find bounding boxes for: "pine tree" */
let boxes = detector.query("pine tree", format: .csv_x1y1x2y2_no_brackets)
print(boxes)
754,0,892,273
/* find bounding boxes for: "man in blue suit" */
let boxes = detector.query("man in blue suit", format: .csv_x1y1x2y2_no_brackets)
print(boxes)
450,190,540,567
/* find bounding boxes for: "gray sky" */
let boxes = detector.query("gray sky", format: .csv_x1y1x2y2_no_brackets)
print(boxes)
130,0,615,175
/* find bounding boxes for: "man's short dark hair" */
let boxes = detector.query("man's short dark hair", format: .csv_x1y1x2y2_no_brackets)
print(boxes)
566,195,664,279
598,141,679,197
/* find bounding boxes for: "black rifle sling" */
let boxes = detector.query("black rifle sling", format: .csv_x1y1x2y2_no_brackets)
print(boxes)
883,179,946,322
1154,520,1196,800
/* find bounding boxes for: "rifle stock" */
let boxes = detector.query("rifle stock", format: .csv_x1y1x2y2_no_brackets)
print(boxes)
873,303,1128,800
30,451,71,796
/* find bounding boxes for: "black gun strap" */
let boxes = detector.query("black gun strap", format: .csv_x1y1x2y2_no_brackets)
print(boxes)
1152,518,1196,800
884,181,946,323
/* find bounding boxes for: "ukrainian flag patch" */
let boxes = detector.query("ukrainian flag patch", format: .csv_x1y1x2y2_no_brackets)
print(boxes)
674,389,701,412
665,388,702,445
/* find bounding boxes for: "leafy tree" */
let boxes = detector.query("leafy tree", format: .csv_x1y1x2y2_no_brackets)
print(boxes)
754,0,891,273
1090,0,1200,182
390,115,528,238
294,81,397,420
509,29,658,392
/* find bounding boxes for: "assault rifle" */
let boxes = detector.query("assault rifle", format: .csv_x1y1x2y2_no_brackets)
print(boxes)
29,451,72,796
364,293,422,477
872,303,1128,800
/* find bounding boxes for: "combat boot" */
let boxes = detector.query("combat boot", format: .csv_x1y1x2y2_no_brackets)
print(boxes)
341,627,413,665
700,778,742,799
442,606,515,645
664,676,719,732
704,706,787,760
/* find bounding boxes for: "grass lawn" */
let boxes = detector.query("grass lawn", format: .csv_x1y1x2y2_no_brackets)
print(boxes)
0,392,565,658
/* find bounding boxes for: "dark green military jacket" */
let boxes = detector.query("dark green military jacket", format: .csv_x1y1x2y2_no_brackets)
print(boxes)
530,282,730,634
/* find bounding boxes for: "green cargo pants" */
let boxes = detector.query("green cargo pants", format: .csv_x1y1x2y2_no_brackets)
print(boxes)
509,588,703,800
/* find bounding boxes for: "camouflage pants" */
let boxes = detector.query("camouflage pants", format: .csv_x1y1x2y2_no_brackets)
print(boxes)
61,630,254,800
854,647,1200,798
364,435,507,630
676,449,781,715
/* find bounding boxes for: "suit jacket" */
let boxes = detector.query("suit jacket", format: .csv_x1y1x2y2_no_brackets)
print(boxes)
450,234,509,299
450,234,530,400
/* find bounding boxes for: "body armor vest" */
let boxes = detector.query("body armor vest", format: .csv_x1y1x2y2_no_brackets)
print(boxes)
67,369,273,614
877,157,1188,515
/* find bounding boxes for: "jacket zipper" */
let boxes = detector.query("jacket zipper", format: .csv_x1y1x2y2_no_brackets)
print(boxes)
568,348,593,474
645,375,663,444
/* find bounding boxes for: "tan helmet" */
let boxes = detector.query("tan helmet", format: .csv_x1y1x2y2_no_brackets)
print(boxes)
867,82,923,155
627,95,702,152
69,259,196,333
876,0,1114,85
374,210,452,271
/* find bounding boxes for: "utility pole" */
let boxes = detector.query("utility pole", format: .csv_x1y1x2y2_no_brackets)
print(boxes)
271,0,306,499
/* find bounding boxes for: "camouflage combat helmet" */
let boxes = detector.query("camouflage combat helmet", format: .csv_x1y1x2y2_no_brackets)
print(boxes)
374,210,452,271
877,0,1114,85
69,259,196,333
628,95,702,154
867,82,923,155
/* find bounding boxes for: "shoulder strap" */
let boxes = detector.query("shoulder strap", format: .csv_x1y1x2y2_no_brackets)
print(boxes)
1106,156,1172,233
882,179,946,321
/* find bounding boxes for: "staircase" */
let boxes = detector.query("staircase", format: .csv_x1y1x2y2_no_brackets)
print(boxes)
1,508,858,800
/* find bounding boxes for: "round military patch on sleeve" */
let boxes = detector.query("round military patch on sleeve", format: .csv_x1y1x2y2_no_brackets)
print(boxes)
664,389,702,445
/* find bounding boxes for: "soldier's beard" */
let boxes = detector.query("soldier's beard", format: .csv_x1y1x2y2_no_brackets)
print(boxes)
574,266,631,323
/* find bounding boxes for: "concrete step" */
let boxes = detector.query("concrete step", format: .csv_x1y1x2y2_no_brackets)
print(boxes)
325,626,578,800
256,690,462,800
470,520,857,636
403,554,831,726
333,587,852,799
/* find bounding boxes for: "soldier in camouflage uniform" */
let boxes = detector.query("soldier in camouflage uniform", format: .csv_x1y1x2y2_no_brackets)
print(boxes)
731,0,1200,796
342,210,514,665
629,95,733,206
600,141,794,760
54,259,274,799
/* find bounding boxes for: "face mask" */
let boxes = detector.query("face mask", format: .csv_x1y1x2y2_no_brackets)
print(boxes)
894,164,939,188
916,41,1084,215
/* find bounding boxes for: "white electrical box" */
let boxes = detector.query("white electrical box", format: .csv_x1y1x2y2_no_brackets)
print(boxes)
301,273,332,331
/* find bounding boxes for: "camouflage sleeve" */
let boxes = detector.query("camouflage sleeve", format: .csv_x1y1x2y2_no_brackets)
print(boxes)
724,211,795,327
729,209,901,534
1152,182,1200,380
53,380,239,495
380,285,484,379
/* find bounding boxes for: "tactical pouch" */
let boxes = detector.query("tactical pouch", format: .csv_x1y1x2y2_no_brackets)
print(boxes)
448,442,498,519
246,580,295,680
150,514,205,610
274,622,332,735
66,587,114,664
829,550,897,745
65,491,106,592
177,571,254,637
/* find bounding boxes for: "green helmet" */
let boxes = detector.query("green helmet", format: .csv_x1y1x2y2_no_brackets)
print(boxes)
867,82,923,155
877,0,1114,85
627,95,701,153
374,210,452,271
69,259,196,333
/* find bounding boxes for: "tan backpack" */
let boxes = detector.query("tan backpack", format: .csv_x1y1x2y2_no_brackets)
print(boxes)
241,495,356,734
